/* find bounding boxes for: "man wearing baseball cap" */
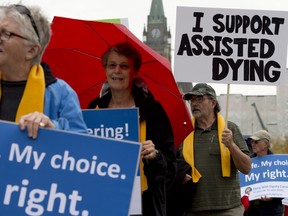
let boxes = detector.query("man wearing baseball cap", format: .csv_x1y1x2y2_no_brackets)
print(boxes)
176,83,251,216
247,130,284,216
183,83,217,100
250,130,271,156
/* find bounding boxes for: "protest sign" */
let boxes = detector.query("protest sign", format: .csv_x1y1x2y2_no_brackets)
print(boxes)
239,154,288,201
82,108,141,215
0,121,141,215
82,108,139,142
174,7,288,85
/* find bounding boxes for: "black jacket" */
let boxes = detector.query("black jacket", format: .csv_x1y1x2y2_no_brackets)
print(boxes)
88,84,176,216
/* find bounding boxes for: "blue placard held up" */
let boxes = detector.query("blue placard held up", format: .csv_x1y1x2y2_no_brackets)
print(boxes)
0,121,141,215
239,154,288,201
82,108,142,215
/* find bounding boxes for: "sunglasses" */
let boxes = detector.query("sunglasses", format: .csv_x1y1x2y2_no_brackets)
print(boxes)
13,4,40,40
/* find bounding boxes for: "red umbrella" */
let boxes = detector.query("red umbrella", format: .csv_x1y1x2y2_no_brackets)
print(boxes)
42,16,193,148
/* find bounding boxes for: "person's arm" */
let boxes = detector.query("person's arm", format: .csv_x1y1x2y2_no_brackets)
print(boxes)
143,100,176,185
45,79,88,133
222,128,252,174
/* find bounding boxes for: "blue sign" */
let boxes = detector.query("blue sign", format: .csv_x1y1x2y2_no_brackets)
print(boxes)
239,154,288,200
0,121,141,215
82,108,142,215
82,108,139,141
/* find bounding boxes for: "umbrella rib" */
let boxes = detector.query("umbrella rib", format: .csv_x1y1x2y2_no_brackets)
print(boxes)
141,60,158,65
141,59,170,69
138,73,180,98
84,22,114,48
80,82,105,94
137,60,178,97
73,49,102,59
48,47,102,59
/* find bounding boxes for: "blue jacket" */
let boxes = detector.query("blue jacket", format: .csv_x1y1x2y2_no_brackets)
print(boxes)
42,63,87,133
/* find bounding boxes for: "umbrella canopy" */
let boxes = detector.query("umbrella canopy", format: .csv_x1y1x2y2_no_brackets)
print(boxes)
42,16,193,148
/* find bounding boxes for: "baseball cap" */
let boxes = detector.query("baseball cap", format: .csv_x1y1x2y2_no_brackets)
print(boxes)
250,130,271,142
184,83,216,100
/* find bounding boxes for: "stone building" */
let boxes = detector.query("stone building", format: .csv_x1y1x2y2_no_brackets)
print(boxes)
217,94,277,137
217,70,288,140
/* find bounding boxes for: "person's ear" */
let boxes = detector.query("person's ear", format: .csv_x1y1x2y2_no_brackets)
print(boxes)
26,43,41,60
211,99,217,107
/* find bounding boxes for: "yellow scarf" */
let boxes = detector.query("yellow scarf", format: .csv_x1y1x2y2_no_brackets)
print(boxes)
0,64,45,122
140,120,148,192
95,104,149,191
183,113,231,183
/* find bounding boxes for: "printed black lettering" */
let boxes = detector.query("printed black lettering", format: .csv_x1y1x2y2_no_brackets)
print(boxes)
177,34,193,56
212,57,229,80
213,14,225,33
191,34,203,55
260,39,275,58
193,12,204,32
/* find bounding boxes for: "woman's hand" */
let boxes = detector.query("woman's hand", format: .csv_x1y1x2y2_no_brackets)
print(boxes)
182,174,192,184
141,140,159,160
18,111,55,139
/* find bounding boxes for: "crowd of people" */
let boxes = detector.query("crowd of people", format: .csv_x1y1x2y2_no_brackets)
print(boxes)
0,2,286,216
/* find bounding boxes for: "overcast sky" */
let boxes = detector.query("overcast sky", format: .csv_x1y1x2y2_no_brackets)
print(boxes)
6,0,288,95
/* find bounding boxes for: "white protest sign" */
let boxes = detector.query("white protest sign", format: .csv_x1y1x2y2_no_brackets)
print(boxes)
174,7,288,85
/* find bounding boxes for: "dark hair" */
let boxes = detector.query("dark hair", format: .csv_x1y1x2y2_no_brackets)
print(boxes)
207,94,221,113
102,42,142,72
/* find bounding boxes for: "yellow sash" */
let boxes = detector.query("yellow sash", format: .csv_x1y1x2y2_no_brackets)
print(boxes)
0,64,45,122
183,113,231,183
140,120,148,192
95,104,148,191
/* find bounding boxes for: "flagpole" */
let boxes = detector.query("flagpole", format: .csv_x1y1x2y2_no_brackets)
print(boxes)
225,84,230,128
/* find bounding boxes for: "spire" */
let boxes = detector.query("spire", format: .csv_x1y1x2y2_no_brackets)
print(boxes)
148,0,165,24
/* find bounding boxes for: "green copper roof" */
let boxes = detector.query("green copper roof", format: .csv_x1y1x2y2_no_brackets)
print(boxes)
149,0,165,23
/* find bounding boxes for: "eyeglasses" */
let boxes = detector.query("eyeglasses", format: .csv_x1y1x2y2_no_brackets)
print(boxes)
250,139,266,145
107,62,130,70
13,4,40,40
188,96,206,104
0,29,28,41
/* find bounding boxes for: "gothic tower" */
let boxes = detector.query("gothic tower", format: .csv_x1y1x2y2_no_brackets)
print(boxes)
143,0,171,62
143,0,192,93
